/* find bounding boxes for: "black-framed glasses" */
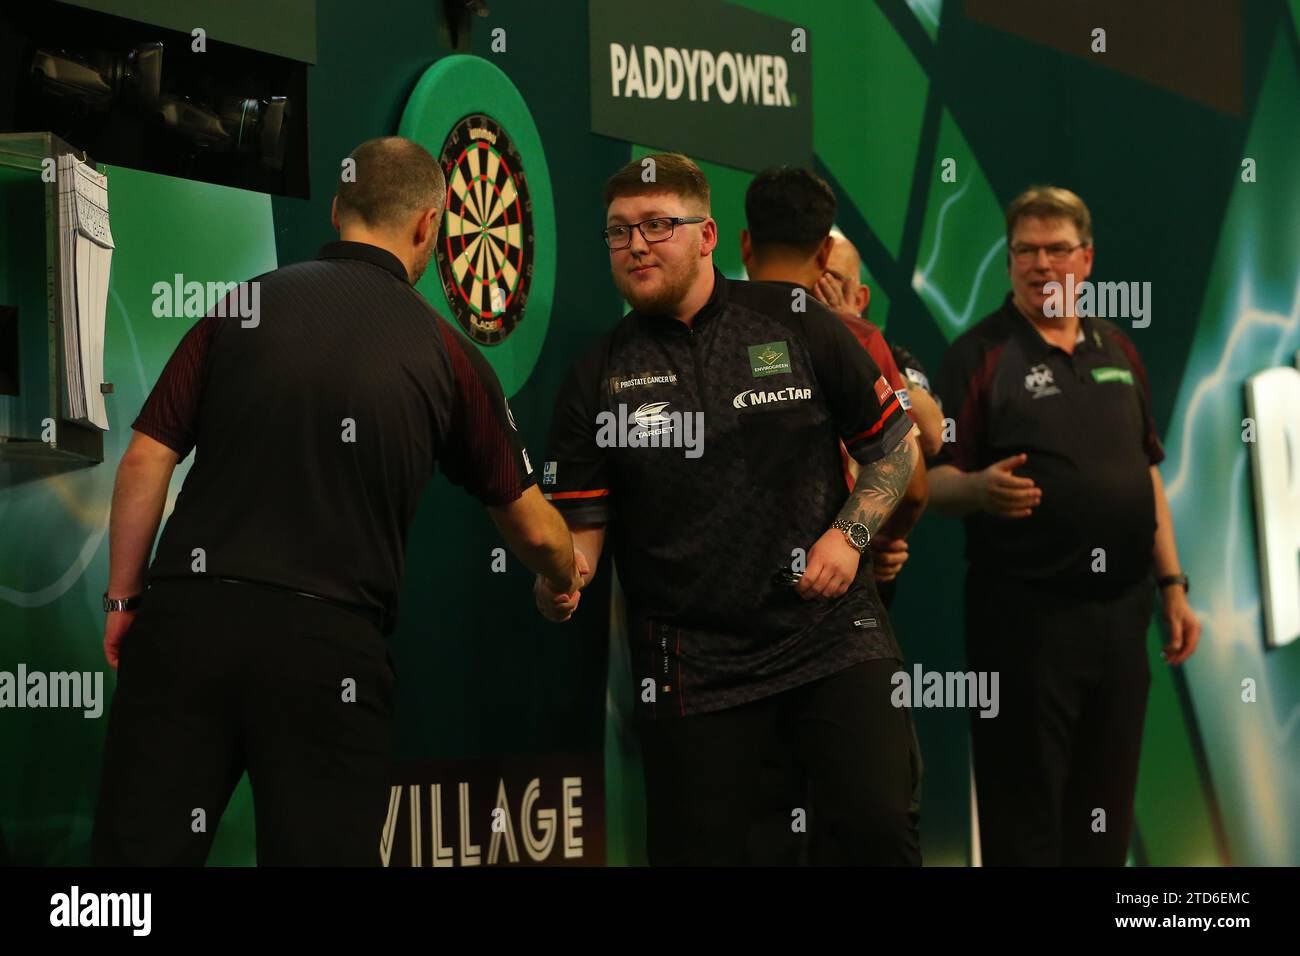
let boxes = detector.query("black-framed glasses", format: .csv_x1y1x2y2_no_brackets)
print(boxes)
1009,242,1087,264
603,216,705,250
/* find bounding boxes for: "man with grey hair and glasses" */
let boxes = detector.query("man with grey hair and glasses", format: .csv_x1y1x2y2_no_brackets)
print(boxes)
928,185,1200,865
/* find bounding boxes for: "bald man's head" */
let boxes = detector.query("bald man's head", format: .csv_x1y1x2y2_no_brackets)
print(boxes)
826,234,870,316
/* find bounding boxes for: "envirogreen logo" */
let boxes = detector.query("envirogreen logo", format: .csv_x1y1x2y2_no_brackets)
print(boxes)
1092,367,1135,385
748,341,790,377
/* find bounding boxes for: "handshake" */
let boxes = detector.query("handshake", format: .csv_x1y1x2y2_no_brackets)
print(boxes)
533,545,593,623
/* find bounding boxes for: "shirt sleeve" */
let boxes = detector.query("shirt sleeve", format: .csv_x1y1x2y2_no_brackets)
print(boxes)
802,306,912,466
931,334,998,471
1104,327,1166,466
890,342,938,404
543,349,612,526
861,327,912,416
131,314,222,459
436,321,536,505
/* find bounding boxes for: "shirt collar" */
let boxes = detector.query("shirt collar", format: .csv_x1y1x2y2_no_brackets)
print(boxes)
637,266,729,333
1002,292,1098,359
317,241,410,284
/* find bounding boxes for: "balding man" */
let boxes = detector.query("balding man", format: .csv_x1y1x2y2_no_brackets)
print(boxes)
93,136,580,866
820,234,944,459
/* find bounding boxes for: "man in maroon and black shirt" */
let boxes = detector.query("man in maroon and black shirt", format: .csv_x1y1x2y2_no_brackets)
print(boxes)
93,137,579,866
536,154,921,865
929,186,1201,865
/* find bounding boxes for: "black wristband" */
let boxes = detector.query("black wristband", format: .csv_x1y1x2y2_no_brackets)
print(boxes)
1156,574,1189,595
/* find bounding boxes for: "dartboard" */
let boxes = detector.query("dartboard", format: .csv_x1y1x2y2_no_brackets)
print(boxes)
436,113,534,346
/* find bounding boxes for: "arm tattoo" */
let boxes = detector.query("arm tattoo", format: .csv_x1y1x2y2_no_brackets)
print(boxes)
836,434,919,535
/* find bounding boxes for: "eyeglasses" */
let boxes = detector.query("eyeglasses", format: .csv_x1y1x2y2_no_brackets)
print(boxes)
603,216,705,250
1009,242,1087,264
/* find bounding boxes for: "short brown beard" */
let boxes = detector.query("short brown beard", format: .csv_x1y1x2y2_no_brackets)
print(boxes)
410,240,436,286
613,236,702,315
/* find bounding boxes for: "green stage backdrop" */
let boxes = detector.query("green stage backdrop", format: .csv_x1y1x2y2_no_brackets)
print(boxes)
2,0,1297,866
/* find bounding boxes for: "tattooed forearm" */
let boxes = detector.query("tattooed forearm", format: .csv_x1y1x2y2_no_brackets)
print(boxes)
836,432,919,535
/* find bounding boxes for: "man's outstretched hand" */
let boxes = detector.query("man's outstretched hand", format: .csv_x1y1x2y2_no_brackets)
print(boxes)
977,453,1041,518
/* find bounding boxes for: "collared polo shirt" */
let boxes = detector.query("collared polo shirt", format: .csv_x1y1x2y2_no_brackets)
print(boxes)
545,268,912,717
132,240,533,631
934,293,1164,595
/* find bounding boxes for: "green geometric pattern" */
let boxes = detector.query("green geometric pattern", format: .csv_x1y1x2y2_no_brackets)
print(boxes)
0,165,276,865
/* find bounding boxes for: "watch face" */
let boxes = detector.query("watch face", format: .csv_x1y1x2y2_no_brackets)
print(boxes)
849,524,870,549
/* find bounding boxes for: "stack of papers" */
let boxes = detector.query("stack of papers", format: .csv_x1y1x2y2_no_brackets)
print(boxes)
56,153,114,431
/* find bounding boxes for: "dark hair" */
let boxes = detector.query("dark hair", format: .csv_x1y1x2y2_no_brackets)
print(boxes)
603,152,711,213
744,167,837,256
335,136,446,229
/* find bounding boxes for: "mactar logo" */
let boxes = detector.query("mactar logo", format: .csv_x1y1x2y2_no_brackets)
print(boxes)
732,387,812,409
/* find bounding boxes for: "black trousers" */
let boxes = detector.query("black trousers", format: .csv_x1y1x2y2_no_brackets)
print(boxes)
92,578,397,866
637,659,922,866
965,571,1153,866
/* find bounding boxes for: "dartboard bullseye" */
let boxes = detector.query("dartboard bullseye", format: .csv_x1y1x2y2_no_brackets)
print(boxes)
436,114,534,347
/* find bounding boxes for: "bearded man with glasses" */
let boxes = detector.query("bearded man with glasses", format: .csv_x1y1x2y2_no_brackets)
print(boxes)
535,152,922,865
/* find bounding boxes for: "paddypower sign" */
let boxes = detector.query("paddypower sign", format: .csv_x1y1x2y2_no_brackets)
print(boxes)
589,0,812,171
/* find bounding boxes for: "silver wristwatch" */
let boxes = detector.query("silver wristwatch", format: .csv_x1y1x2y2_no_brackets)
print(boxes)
832,519,871,553
103,592,143,612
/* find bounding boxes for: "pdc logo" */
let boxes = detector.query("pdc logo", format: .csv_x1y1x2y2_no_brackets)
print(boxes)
1024,363,1060,399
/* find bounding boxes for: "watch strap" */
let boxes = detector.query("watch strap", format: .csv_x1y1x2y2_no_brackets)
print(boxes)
832,519,870,552
1156,574,1189,595
103,592,143,612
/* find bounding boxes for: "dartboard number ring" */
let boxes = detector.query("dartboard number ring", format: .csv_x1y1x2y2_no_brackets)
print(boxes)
436,114,534,346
